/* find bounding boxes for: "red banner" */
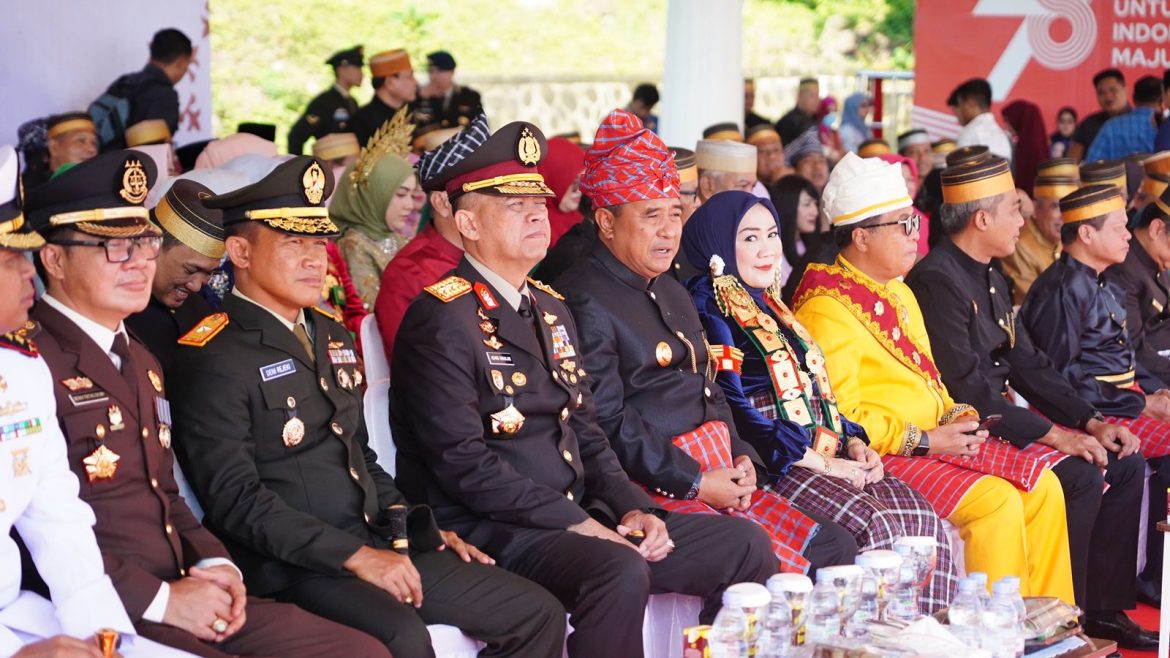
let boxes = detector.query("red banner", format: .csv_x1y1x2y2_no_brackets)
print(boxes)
913,0,1170,139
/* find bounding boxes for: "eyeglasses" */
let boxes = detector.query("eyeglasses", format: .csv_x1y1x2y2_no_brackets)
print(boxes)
50,236,163,263
862,213,920,237
680,188,699,201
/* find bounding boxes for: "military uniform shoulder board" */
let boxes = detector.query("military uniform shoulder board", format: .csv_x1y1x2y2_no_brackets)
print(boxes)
527,277,564,300
0,321,39,357
178,312,230,347
312,305,342,324
425,276,472,302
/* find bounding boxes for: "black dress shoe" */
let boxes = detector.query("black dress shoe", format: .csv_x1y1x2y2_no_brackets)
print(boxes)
1136,577,1162,608
1083,611,1159,650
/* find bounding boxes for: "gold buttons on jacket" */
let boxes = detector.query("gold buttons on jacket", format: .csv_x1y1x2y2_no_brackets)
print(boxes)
165,524,173,535
364,512,372,523
142,427,149,439
349,467,360,481
562,450,573,463
560,408,569,421
150,478,159,489
566,491,575,501
320,377,329,391
287,396,296,408
704,387,712,398
331,422,343,435
648,291,657,300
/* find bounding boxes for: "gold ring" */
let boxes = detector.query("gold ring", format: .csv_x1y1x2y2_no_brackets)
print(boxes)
404,596,414,604
212,618,228,633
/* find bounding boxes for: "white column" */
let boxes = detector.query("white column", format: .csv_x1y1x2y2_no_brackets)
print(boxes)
659,0,744,150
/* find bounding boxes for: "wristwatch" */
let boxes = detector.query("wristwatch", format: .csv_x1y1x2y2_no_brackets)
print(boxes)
912,431,931,457
1079,410,1105,430
684,471,703,500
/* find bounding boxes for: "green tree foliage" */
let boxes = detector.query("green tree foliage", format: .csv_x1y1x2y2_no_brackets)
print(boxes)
210,0,913,147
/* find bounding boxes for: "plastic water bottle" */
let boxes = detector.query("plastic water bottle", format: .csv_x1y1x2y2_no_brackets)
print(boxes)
999,576,1027,626
984,582,1024,657
758,590,795,657
805,577,841,644
845,575,880,639
710,583,771,658
885,565,920,623
968,572,992,610
948,577,985,649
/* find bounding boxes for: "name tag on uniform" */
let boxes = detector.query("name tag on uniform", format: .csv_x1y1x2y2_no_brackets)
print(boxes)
260,359,297,382
69,390,109,406
486,352,514,367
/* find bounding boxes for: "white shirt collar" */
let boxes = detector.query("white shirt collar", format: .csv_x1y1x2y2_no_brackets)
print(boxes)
231,288,307,333
41,294,124,357
464,253,529,311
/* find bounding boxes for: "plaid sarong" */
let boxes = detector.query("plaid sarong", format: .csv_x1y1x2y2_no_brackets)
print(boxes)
1104,414,1170,459
653,420,817,574
882,441,1063,519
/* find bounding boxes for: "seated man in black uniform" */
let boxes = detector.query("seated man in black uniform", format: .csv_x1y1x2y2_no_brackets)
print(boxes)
392,121,777,658
169,155,565,658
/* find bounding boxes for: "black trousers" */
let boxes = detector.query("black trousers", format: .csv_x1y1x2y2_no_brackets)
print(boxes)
136,596,390,658
1142,456,1170,586
798,507,861,577
274,549,566,658
492,512,778,658
1051,451,1144,612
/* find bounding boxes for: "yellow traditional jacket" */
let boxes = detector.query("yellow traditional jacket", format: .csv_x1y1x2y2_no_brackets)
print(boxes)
1000,219,1060,306
793,256,972,457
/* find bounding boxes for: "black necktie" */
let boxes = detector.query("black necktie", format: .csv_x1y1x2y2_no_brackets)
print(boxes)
518,296,535,326
112,332,138,399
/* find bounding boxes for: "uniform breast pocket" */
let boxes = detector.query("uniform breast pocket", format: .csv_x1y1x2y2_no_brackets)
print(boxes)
258,377,317,455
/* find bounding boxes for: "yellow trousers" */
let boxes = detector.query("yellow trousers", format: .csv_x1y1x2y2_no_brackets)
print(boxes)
947,469,1075,602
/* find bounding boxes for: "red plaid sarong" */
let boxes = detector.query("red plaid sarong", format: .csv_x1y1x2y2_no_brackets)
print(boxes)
652,420,816,574
1104,415,1170,459
881,442,1063,518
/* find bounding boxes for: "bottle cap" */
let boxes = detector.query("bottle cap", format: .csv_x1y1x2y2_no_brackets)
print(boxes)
856,549,903,570
958,578,978,592
767,573,814,594
992,581,1012,595
723,582,771,608
968,572,989,587
816,564,863,584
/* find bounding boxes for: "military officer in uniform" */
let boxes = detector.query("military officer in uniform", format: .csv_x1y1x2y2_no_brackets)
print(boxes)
413,50,483,130
392,120,777,658
125,180,221,374
905,159,1155,649
288,46,363,155
26,150,392,657
556,109,856,575
169,155,565,658
0,144,192,657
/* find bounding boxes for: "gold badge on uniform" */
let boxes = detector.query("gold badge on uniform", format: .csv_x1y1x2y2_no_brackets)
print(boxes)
511,372,527,387
61,376,94,391
542,312,558,325
119,160,148,204
491,370,505,391
655,341,672,367
484,335,504,350
283,417,305,447
158,424,172,450
337,368,352,390
490,404,526,435
353,369,363,387
147,370,163,393
517,127,541,166
107,405,124,431
303,161,327,204
83,445,120,482
11,448,30,478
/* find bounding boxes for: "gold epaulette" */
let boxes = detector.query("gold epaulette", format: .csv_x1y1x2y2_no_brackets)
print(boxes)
178,313,229,347
0,321,38,357
425,276,472,302
312,305,342,324
527,277,564,300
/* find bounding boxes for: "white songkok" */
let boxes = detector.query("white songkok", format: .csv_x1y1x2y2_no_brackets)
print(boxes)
695,139,757,174
822,152,913,227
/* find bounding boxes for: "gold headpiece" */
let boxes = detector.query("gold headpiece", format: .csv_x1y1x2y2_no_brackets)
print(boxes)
351,107,413,190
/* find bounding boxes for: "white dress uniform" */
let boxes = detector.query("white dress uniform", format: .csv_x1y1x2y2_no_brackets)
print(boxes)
0,329,192,657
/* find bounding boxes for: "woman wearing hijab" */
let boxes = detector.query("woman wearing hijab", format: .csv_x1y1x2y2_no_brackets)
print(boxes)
682,190,959,612
330,151,418,307
815,96,843,163
1001,99,1048,194
877,154,931,257
838,93,873,155
540,137,586,248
